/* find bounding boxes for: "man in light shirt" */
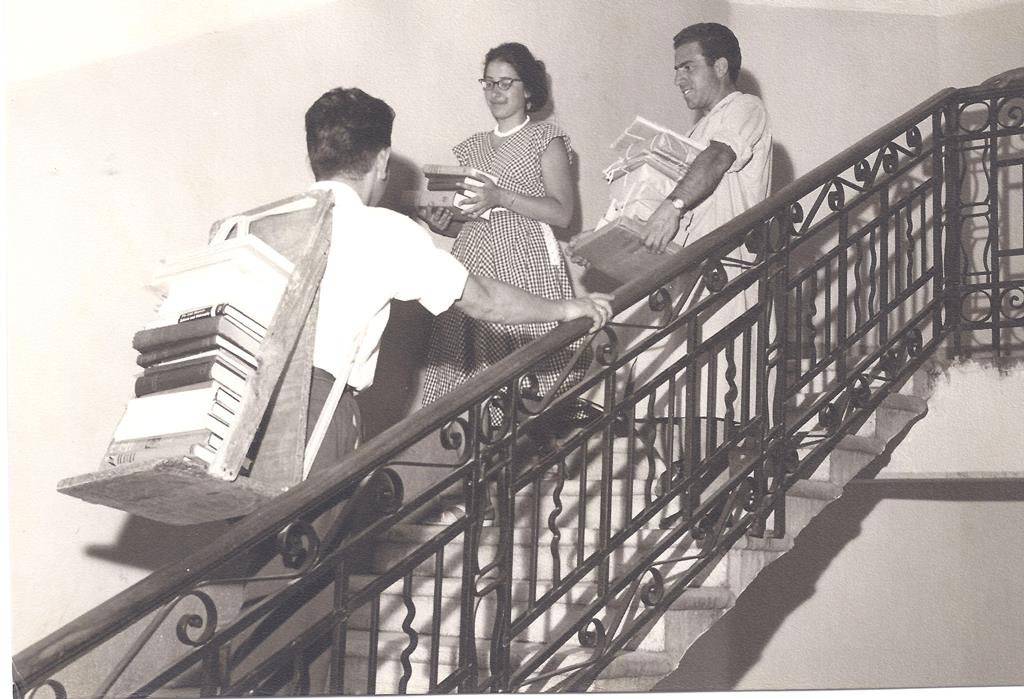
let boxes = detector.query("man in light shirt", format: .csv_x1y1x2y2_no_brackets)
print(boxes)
642,22,772,254
233,87,612,694
628,23,773,438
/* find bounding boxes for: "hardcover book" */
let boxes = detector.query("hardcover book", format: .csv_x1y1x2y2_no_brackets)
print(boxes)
135,354,249,398
177,303,267,339
422,164,495,183
133,314,263,354
411,164,501,221
140,347,253,376
103,429,224,468
112,380,241,442
135,334,258,369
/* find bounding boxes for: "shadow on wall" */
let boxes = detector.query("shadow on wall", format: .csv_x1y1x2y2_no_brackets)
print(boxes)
367,152,442,438
739,69,794,194
654,405,924,691
655,386,1024,694
86,516,236,569
654,486,883,690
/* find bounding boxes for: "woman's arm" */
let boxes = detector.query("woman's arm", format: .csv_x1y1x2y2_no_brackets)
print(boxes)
461,137,576,227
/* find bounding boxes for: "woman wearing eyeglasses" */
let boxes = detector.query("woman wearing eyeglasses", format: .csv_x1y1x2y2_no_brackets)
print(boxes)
421,42,591,422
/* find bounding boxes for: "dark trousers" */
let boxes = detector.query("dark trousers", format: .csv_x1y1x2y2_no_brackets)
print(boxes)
231,369,362,695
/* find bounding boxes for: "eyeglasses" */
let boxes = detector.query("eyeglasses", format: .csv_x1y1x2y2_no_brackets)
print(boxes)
478,77,523,92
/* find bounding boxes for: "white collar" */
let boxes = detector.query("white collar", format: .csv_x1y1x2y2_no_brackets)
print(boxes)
310,179,363,205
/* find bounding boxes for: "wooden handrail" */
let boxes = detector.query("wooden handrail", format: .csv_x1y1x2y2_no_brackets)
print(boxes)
10,84,963,691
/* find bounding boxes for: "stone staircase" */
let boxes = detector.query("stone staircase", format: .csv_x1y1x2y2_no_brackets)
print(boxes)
337,361,934,693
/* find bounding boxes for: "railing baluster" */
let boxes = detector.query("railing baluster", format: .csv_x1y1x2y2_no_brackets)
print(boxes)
741,326,753,426
825,258,833,352
428,551,444,692
706,350,718,453
987,123,1002,354
366,595,380,695
838,209,850,380
397,573,418,694
932,108,945,341
329,558,349,696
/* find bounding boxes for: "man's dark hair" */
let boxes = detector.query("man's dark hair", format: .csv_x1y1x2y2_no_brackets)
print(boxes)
484,42,549,113
673,23,742,84
304,87,394,180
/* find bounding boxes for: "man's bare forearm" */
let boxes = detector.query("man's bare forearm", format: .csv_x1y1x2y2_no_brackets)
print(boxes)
669,141,736,209
455,275,613,330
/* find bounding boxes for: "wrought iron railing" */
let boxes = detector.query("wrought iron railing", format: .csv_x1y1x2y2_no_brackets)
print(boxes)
13,81,1024,697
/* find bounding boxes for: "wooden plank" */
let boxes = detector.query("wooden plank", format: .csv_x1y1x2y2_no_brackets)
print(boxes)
206,190,333,481
236,205,325,491
57,458,280,525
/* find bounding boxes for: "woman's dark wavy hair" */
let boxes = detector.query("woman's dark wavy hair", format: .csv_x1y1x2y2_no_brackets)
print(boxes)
484,42,549,113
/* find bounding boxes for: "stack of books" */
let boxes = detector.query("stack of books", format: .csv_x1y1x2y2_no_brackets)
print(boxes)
404,165,500,222
102,234,292,471
599,116,705,228
569,116,704,284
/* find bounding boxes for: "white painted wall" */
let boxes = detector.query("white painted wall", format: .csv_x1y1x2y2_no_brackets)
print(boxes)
657,363,1024,690
5,1,1024,687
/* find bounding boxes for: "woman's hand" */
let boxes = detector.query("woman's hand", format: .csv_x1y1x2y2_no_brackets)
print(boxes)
419,205,453,233
461,178,508,218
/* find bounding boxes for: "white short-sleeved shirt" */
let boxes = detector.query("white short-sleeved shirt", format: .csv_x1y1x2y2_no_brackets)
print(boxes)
310,180,469,391
677,91,773,246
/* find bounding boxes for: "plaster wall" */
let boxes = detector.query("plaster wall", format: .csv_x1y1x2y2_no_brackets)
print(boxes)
657,362,1024,690
6,0,1024,671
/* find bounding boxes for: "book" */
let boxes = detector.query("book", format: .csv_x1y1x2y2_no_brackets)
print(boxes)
112,381,241,442
407,165,503,222
140,347,254,377
135,354,249,398
103,429,224,468
425,170,495,191
146,234,294,330
568,216,683,285
177,303,267,339
422,164,495,183
135,334,258,369
609,115,705,168
133,315,263,354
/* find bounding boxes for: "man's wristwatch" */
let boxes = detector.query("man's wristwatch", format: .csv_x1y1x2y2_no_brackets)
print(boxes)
670,196,688,215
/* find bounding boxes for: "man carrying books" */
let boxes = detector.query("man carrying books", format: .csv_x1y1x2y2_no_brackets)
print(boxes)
640,22,773,256
235,86,613,694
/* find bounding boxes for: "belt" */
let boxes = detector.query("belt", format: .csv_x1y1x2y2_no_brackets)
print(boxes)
312,366,354,395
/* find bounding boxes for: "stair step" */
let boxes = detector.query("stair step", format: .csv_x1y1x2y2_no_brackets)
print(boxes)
803,432,885,484
373,524,787,611
788,391,877,438
338,613,724,695
783,479,843,537
874,392,928,440
335,630,539,694
348,574,732,611
344,567,735,654
590,648,690,692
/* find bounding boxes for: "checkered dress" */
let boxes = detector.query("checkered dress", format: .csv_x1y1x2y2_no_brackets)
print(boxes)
422,121,592,412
